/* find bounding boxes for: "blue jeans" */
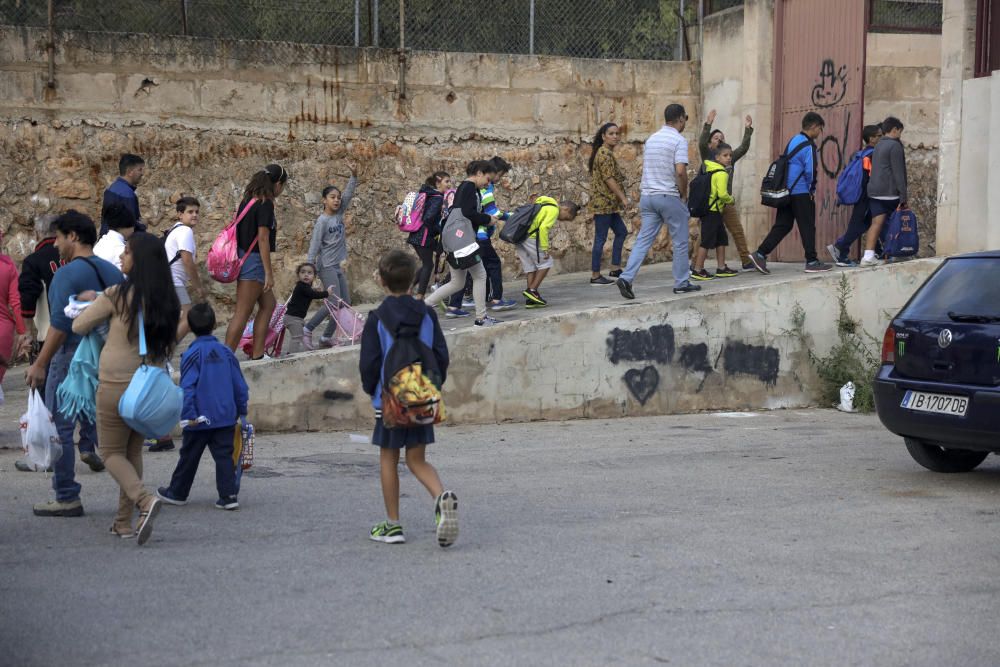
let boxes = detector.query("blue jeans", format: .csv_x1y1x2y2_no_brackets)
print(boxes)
166,426,237,500
592,213,628,273
621,194,691,288
47,341,97,502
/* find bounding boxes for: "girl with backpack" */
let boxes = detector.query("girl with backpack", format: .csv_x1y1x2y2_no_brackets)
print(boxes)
223,164,288,359
72,232,181,544
408,171,451,300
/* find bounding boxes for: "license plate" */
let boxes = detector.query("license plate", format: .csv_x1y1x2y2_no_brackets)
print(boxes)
900,391,969,417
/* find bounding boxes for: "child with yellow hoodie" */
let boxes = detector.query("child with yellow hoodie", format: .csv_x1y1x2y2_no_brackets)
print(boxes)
691,144,739,281
517,196,580,307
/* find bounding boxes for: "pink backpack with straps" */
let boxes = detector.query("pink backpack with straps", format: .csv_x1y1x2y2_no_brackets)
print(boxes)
206,200,258,283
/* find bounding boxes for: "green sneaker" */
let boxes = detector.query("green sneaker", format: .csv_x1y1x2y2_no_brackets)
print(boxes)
370,521,405,544
434,491,459,548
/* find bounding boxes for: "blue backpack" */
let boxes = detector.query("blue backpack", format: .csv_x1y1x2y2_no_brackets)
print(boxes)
882,208,919,258
836,147,874,206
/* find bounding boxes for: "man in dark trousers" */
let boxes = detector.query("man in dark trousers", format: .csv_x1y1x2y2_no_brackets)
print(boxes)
749,112,832,274
100,153,147,237
15,214,103,473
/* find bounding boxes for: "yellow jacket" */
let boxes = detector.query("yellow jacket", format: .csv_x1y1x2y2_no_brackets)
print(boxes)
528,196,560,251
704,160,735,213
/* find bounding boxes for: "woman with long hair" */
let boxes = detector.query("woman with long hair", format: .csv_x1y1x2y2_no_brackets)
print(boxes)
224,164,288,359
588,122,630,285
0,231,25,382
73,232,181,544
408,171,451,300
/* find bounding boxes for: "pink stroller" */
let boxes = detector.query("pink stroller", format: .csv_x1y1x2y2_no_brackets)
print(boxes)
322,295,364,346
240,296,289,358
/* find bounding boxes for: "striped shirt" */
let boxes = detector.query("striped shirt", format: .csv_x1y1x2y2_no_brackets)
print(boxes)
640,125,689,197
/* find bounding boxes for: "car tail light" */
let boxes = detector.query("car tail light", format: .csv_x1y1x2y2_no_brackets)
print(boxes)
881,326,895,364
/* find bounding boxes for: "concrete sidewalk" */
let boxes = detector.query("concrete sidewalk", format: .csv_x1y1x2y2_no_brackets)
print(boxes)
2,409,998,666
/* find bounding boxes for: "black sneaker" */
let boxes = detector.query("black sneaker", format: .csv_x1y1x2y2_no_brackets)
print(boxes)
590,275,614,285
690,269,714,281
673,282,702,294
749,252,770,275
523,289,545,305
715,266,739,278
215,496,240,511
609,269,623,278
616,278,635,300
148,438,175,452
804,260,833,273
80,452,105,472
741,260,755,272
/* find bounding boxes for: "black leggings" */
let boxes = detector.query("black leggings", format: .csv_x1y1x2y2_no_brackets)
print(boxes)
412,245,435,296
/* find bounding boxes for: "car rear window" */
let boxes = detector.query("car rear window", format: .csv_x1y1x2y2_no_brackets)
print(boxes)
899,257,1000,320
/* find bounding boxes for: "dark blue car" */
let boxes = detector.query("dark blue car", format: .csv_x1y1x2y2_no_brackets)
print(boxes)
874,252,1000,472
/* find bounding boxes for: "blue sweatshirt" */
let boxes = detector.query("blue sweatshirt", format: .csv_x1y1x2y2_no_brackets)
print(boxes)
180,335,249,430
784,133,817,196
100,177,145,236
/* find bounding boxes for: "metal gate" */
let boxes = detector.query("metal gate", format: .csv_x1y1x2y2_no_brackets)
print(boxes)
772,0,867,261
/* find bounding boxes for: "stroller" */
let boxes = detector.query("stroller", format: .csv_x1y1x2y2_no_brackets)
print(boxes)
240,295,290,358
321,295,364,346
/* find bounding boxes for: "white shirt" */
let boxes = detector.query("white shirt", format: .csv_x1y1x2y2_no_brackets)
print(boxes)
93,230,126,272
640,125,689,197
164,224,196,287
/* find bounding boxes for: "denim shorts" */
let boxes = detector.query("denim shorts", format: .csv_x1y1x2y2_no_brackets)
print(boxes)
238,250,265,283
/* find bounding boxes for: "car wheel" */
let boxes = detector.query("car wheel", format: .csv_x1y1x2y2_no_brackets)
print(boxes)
903,438,989,473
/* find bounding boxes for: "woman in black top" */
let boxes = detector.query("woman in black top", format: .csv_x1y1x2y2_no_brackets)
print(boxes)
423,161,499,327
224,164,288,358
408,171,451,299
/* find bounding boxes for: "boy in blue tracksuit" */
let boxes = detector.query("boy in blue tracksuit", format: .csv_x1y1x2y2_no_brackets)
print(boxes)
158,303,249,510
749,112,832,274
827,124,883,266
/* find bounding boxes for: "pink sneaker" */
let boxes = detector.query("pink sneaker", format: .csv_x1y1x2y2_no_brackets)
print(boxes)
302,328,315,351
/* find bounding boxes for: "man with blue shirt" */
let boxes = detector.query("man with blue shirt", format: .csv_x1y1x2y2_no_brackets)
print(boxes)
100,153,146,237
26,211,124,517
749,112,832,274
617,103,701,299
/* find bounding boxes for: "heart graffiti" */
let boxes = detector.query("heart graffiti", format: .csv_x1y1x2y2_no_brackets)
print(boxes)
623,366,659,406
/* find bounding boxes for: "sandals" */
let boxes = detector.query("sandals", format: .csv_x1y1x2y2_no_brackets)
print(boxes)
135,497,162,546
108,524,135,540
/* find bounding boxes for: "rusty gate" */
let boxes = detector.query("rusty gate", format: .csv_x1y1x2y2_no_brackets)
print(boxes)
772,0,868,261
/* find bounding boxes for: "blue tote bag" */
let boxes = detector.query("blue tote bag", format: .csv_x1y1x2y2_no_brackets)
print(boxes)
118,310,182,438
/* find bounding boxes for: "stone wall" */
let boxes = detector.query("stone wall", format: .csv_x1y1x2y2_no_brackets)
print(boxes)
0,26,698,306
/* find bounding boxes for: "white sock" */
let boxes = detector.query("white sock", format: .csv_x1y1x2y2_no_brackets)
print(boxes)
387,519,400,527
863,250,876,261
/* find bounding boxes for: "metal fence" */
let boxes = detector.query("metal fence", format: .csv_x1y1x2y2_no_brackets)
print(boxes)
868,0,942,33
0,0,697,61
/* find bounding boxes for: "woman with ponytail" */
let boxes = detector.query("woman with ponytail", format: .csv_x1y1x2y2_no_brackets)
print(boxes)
587,123,630,285
224,164,288,359
73,231,181,544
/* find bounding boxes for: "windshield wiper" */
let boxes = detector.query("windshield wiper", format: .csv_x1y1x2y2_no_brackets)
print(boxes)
947,311,1000,323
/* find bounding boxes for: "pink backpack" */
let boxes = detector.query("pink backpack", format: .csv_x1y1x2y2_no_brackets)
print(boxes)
395,191,427,233
206,200,258,283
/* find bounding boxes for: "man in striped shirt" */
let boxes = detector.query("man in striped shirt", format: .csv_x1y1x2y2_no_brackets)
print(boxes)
617,104,701,299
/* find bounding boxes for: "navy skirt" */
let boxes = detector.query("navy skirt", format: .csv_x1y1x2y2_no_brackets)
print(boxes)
371,416,435,449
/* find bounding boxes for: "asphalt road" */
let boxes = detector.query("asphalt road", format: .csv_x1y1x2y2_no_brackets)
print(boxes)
2,408,999,666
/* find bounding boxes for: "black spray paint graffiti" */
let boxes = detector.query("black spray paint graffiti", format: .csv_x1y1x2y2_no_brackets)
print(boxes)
623,366,659,406
678,343,714,374
818,110,852,180
606,324,675,365
811,59,848,109
722,341,780,387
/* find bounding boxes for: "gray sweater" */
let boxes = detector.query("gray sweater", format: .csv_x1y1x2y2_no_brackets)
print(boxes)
307,176,357,268
867,137,907,202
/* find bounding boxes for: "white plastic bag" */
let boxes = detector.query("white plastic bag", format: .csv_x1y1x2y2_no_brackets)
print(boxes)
837,381,857,413
21,389,62,469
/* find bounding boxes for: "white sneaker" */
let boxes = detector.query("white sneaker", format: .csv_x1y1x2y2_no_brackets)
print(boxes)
860,257,884,267
461,298,476,309
474,315,501,327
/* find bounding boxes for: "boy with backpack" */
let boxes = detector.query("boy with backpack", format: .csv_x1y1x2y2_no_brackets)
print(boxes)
827,124,883,267
359,249,458,547
165,196,207,340
861,116,908,266
690,144,739,280
157,303,249,510
508,197,580,308
752,112,832,274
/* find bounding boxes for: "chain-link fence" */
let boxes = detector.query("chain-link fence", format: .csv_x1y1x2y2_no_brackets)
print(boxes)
0,0,696,61
868,0,942,33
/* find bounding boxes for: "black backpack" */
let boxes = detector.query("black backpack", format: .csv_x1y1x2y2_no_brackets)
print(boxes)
687,165,716,218
760,138,810,208
162,223,184,265
498,202,557,245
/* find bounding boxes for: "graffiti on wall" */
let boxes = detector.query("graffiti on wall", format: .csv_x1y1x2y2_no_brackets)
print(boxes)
811,59,848,109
